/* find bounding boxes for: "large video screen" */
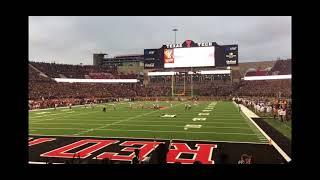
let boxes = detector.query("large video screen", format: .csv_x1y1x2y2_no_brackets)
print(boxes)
164,46,215,68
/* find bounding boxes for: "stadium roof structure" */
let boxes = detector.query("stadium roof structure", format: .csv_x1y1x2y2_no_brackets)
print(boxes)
242,74,291,80
148,70,231,76
53,78,139,83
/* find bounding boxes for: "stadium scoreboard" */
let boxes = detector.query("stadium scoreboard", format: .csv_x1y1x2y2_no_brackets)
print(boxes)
144,49,164,69
144,40,238,69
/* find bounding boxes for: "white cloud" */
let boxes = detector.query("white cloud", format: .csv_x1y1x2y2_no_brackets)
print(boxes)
29,16,291,64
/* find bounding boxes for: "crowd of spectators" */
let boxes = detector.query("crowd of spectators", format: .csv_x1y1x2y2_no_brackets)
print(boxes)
29,60,291,110
233,80,291,98
29,66,172,109
30,61,139,79
234,96,291,121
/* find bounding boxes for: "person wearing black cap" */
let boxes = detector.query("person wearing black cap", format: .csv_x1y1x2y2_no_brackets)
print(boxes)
132,149,140,164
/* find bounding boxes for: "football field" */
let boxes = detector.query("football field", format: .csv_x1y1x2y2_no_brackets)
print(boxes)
29,101,269,144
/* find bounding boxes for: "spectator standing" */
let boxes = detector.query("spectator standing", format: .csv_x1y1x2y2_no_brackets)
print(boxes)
278,108,283,122
132,149,140,164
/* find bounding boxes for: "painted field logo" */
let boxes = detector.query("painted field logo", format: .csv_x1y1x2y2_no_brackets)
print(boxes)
30,136,218,164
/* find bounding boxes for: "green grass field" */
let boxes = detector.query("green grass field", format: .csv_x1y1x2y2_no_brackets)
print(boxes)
29,101,269,143
261,118,291,140
246,107,292,140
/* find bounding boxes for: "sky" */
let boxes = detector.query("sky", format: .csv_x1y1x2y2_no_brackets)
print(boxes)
29,16,291,65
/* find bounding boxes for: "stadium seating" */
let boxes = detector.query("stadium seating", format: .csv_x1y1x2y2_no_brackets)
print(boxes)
233,79,291,97
29,59,292,109
30,61,119,79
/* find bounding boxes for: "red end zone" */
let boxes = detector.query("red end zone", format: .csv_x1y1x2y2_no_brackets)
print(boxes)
28,136,288,164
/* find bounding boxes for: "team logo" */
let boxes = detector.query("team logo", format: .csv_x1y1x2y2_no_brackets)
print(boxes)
30,137,217,164
164,49,174,63
226,52,237,58
186,40,192,47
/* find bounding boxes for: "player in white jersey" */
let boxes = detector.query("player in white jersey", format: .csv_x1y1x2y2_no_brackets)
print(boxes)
266,106,272,117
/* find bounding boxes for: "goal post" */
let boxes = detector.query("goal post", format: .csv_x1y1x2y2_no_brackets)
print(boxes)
171,73,187,97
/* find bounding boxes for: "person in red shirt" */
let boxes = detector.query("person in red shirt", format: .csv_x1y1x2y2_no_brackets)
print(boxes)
273,105,278,119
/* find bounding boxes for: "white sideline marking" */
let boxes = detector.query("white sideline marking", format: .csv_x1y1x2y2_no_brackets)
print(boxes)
234,101,291,162
30,134,268,145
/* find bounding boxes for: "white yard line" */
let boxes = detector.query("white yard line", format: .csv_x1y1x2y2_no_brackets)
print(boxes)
231,101,266,141
31,127,86,130
29,134,267,144
30,110,100,123
94,129,257,135
30,128,257,136
30,122,251,130
73,102,184,136
30,112,69,119
240,111,265,141
30,119,248,125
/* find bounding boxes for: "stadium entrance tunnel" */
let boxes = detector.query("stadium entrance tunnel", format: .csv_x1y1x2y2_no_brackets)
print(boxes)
29,136,288,164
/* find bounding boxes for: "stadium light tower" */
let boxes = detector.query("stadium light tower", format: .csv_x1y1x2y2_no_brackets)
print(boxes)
172,28,178,44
